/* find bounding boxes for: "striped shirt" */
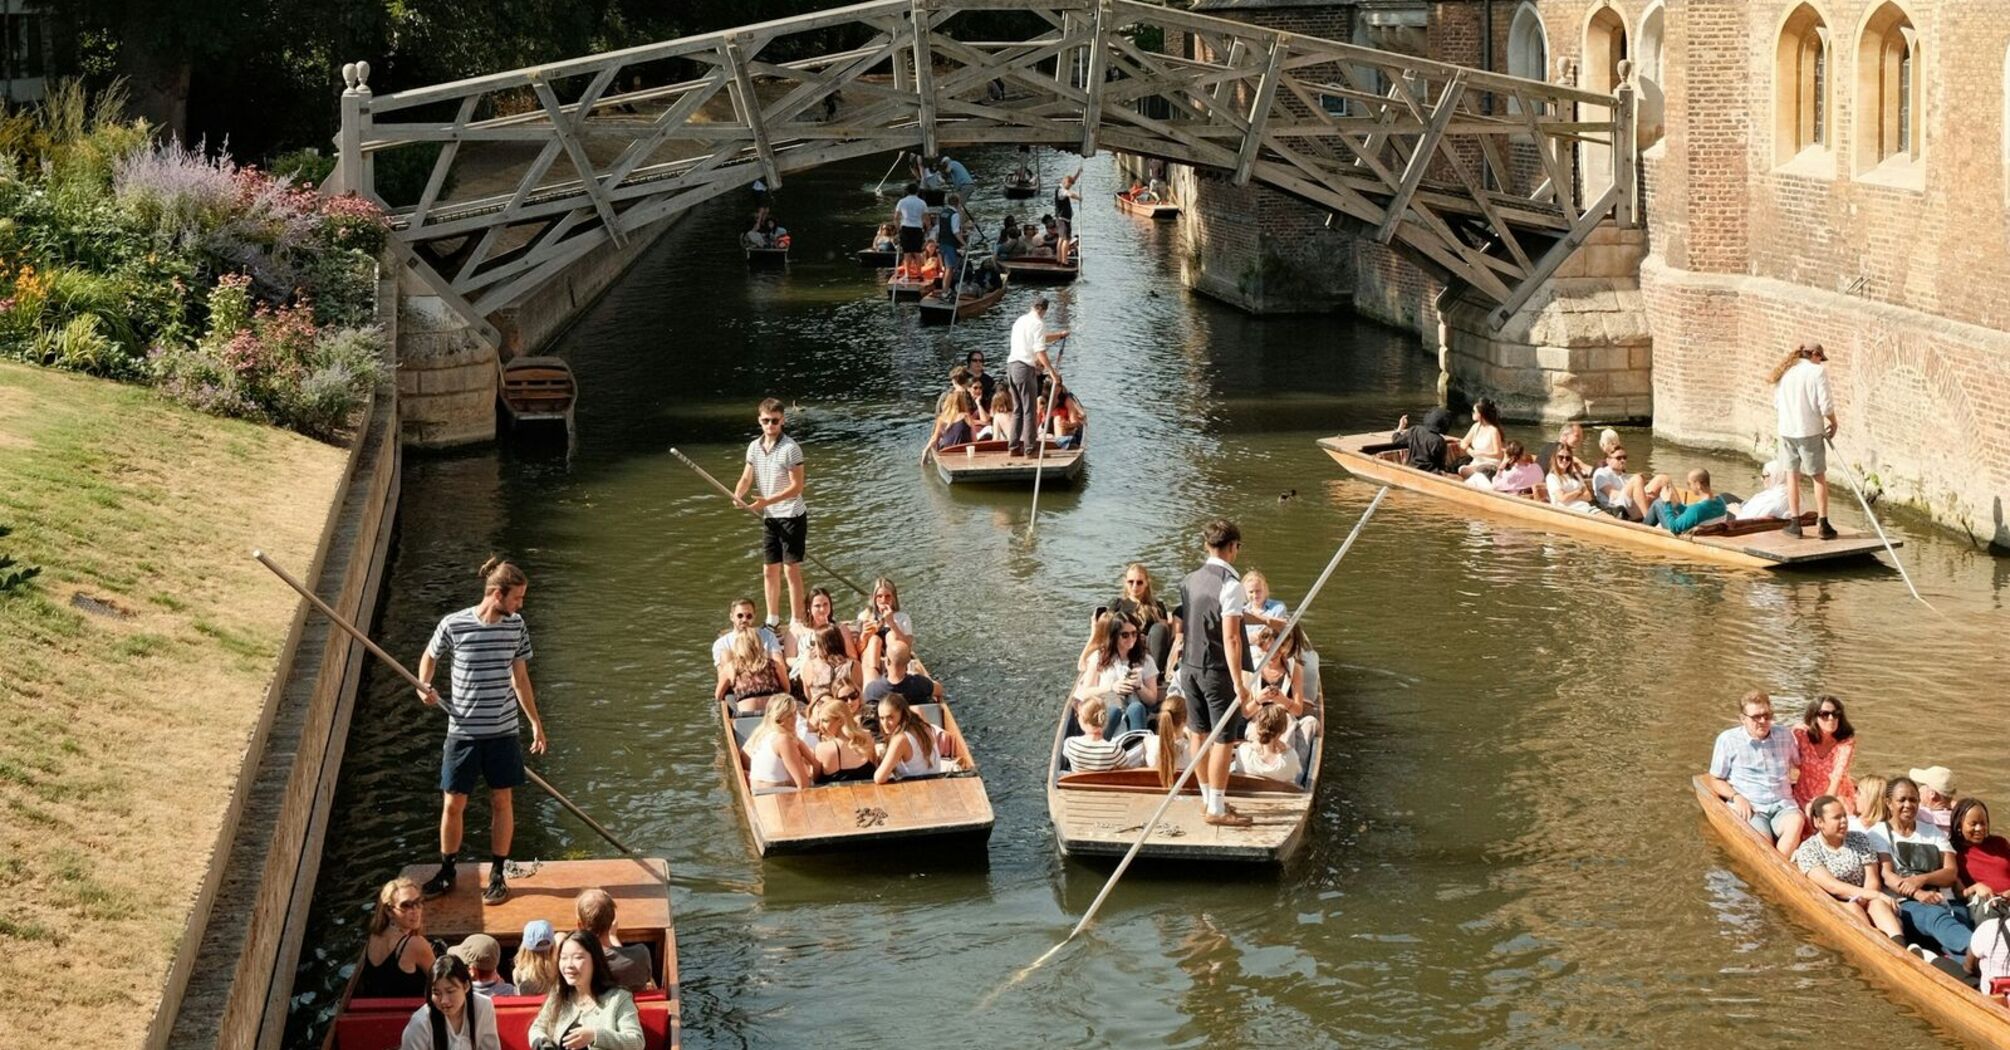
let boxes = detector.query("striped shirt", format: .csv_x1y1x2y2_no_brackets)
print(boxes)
1064,734,1134,773
745,434,806,519
426,606,533,738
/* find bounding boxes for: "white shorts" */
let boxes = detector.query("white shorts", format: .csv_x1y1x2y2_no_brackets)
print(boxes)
1779,435,1826,475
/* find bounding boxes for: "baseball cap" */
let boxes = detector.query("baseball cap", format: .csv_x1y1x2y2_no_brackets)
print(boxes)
521,919,556,952
450,932,501,970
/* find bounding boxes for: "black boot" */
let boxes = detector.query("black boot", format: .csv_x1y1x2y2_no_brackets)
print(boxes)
1817,517,1839,540
1781,520,1804,538
420,855,457,898
481,855,509,905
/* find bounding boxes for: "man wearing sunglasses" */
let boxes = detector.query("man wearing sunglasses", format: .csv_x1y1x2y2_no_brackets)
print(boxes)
735,398,808,627
1706,690,1804,856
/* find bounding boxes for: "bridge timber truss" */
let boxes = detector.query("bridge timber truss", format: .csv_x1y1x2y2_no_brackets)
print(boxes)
333,0,1637,342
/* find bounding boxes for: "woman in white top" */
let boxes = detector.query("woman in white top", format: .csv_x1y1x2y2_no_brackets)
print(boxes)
400,956,501,1050
1455,398,1505,478
786,587,859,673
528,931,644,1050
875,694,951,783
1236,705,1305,785
857,576,916,681
1138,695,1194,785
1073,611,1158,737
1239,570,1289,647
744,696,815,792
1245,625,1320,754
1545,445,1601,514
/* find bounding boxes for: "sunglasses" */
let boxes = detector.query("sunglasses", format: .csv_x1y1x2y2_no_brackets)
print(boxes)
759,417,783,425
395,899,424,912
1816,709,1840,719
1742,711,1773,721
733,612,754,621
1118,630,1138,639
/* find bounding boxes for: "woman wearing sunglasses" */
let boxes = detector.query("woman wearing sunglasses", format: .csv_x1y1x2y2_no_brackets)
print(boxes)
355,876,436,999
1792,694,1858,813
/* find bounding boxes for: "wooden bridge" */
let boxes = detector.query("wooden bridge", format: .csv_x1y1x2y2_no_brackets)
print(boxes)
330,0,1637,342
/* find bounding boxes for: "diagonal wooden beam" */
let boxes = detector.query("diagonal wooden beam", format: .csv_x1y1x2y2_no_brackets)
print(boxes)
908,1,939,157
1231,34,1288,185
1489,181,1621,328
722,36,783,189
1374,71,1462,243
531,68,625,247
410,96,477,229
1079,0,1111,155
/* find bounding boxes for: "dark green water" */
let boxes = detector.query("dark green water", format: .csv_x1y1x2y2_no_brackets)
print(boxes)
290,151,2010,1048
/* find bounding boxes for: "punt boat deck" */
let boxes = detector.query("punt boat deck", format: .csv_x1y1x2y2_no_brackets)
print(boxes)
917,277,1009,325
1114,190,1179,220
934,438,1085,486
1318,432,1896,569
499,356,576,437
1002,252,1080,284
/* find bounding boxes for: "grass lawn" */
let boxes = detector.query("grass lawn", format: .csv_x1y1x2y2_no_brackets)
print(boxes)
0,360,347,1046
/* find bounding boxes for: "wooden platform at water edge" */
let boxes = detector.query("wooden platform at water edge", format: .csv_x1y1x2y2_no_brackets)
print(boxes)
720,699,993,855
1048,654,1325,864
324,858,679,1050
1692,778,2010,1048
1318,433,1896,569
934,438,1085,486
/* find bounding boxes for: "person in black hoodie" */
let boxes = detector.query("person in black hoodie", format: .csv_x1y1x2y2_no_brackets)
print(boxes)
1390,407,1456,473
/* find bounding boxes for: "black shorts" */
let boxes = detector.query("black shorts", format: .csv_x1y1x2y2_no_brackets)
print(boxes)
441,733,526,794
1178,666,1244,742
762,514,807,564
899,225,925,253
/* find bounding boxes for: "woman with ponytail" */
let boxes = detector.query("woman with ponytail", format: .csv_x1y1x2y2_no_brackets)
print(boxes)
399,954,501,1050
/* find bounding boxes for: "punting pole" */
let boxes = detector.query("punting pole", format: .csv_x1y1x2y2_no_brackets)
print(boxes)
875,151,905,196
1026,337,1070,535
1823,436,1932,610
667,446,872,599
990,486,1390,998
250,550,672,893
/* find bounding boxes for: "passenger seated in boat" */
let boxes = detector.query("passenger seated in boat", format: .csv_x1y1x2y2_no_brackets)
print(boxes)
1246,625,1320,746
1074,610,1159,736
1591,445,1647,521
744,696,817,792
1855,774,1890,831
1038,377,1085,448
1872,776,1976,960
576,888,653,992
1239,569,1288,646
875,693,952,782
1914,766,1959,830
1107,563,1174,674
400,955,500,1050
1127,179,1159,204
529,930,645,1050
864,638,941,704
856,576,914,680
1140,695,1194,785
1149,176,1170,201
1791,695,1858,812
1390,408,1454,473
924,389,982,463
1237,705,1307,785
1019,221,1055,258
513,920,558,997
1793,794,1905,938
1063,698,1142,773
1733,459,1791,520
1545,446,1601,513
356,876,435,1000
797,624,863,709
1951,798,2010,926
787,587,859,674
713,598,781,668
1471,441,1544,493
1706,690,1804,856
978,391,1014,441
958,255,1004,296
449,933,515,997
1642,469,1727,534
715,625,789,715
1454,399,1505,478
810,696,877,783
872,223,898,252
1536,422,1585,477
743,216,790,250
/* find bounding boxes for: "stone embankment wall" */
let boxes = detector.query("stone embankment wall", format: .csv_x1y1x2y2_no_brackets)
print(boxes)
153,274,403,1050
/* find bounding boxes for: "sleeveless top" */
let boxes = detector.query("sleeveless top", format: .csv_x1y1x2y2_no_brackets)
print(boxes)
888,728,937,779
747,733,792,784
354,931,427,999
820,740,876,783
1178,561,1246,673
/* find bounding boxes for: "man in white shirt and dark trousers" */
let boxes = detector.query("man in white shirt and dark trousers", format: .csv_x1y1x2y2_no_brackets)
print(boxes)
1006,296,1069,459
735,398,808,627
893,181,928,275
1770,341,1838,539
1177,519,1258,828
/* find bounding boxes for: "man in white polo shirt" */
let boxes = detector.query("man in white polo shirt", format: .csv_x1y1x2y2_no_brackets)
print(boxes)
892,180,928,276
734,398,807,627
1006,296,1069,458
1771,341,1838,539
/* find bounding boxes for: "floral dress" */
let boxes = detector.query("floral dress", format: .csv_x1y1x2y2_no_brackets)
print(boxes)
1791,726,1857,810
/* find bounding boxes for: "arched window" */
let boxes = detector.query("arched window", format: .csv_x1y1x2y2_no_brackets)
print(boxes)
1507,3,1548,84
1774,3,1830,165
1581,6,1629,196
1638,3,1666,146
1856,2,1921,173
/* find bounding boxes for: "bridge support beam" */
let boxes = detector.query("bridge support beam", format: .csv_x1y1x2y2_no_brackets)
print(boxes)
1231,35,1287,185
910,2,940,158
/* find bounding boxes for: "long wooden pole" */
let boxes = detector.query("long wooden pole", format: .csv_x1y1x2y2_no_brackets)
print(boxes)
249,550,669,885
667,446,872,598
1026,337,1069,534
1001,486,1389,989
1823,437,1931,610
874,150,905,195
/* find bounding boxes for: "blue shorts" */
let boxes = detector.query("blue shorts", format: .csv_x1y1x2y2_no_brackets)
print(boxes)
441,733,526,794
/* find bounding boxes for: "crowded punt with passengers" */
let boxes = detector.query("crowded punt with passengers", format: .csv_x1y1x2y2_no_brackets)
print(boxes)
1703,690,2010,991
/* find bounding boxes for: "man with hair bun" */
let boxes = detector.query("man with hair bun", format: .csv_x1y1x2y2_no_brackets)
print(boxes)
1770,340,1838,539
415,557,548,905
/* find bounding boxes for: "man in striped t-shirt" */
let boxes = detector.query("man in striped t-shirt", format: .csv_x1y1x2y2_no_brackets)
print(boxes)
734,398,808,628
415,558,549,904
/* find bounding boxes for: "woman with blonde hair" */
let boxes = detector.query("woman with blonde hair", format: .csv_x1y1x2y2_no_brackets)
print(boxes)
1854,774,1890,830
744,696,815,792
857,576,914,681
512,919,558,997
355,876,435,999
1141,695,1193,788
923,388,982,462
811,697,877,782
715,625,788,715
1109,563,1172,666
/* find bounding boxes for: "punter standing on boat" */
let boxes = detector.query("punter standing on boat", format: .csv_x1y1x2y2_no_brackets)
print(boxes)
1053,167,1082,242
734,398,808,628
893,182,928,276
415,557,549,905
1771,341,1839,540
1006,298,1069,458
1176,519,1257,828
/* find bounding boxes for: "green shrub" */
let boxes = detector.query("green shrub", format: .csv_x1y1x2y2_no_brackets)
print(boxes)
270,148,336,189
0,524,40,596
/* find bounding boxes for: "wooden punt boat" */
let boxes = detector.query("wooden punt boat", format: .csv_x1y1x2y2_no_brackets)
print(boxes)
886,271,935,301
917,276,1009,325
719,694,994,855
1114,190,1179,220
856,246,897,268
323,858,680,1050
744,245,788,270
934,437,1085,486
1317,432,1898,569
1003,173,1039,199
499,356,576,437
1001,250,1080,284
1047,650,1325,863
1692,777,2010,1048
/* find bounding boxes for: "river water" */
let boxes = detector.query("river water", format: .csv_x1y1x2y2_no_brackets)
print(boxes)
290,152,2010,1048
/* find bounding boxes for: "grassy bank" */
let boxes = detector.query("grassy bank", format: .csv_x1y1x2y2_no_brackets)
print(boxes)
0,360,346,1045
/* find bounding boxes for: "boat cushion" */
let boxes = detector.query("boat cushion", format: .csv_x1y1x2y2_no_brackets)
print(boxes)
335,991,674,1050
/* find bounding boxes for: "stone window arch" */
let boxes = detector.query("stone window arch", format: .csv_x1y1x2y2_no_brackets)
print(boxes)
1507,3,1548,85
1637,2,1666,147
1774,3,1831,166
1855,1,1922,175
1580,5,1629,196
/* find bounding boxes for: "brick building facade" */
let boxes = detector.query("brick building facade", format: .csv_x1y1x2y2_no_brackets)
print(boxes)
1177,0,2010,544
